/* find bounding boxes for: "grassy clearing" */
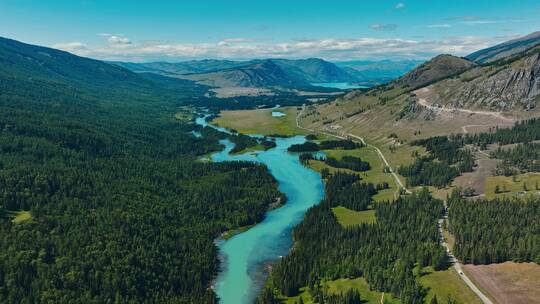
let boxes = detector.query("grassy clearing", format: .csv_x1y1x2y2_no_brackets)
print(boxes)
484,172,540,200
332,207,376,227
419,267,482,304
326,278,400,304
11,211,32,224
283,277,400,304
306,146,397,202
213,107,308,136
174,106,197,121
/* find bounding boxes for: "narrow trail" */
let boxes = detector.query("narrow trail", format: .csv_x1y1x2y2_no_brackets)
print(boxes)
295,105,410,196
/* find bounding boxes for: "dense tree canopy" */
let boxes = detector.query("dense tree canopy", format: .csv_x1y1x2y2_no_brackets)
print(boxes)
448,192,540,265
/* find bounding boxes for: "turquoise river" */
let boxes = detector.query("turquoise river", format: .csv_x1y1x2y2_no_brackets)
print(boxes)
195,116,325,304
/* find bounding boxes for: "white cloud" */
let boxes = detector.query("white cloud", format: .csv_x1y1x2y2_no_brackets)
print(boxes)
395,3,406,9
428,24,452,28
369,24,398,31
53,34,509,62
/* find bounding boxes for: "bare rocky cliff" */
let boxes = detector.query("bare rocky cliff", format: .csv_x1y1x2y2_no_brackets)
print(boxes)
426,47,540,111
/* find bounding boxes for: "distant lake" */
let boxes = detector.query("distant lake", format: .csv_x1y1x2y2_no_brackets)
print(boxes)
311,82,368,90
271,111,286,117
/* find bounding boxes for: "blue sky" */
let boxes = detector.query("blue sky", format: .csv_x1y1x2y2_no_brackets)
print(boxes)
1,0,540,61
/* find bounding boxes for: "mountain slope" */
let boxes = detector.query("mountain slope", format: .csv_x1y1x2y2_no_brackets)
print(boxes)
467,31,540,64
423,45,540,111
298,32,540,150
393,54,475,89
271,58,358,83
181,60,298,88
0,36,206,112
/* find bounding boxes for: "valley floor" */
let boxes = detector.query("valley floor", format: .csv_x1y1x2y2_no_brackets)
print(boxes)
214,105,539,304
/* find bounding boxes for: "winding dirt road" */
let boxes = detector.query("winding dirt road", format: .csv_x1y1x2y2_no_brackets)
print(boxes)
415,87,514,122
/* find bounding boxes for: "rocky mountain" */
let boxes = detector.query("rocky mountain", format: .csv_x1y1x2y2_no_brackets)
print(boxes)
302,31,540,143
425,44,540,111
466,31,540,64
393,54,475,89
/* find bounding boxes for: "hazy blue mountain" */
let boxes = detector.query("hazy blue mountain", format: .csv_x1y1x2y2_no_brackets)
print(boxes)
336,59,424,84
270,58,358,83
113,58,360,88
466,31,540,64
181,59,298,88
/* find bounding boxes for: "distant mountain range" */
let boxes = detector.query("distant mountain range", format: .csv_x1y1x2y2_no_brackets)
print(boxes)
112,58,422,90
336,59,424,84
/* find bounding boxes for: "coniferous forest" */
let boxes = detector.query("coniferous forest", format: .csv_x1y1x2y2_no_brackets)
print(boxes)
448,192,540,265
0,38,286,303
259,172,446,304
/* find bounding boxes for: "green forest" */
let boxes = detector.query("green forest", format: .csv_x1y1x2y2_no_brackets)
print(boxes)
0,37,287,303
259,171,446,304
448,191,540,264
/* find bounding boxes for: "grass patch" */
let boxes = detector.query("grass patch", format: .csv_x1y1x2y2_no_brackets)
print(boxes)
11,211,32,224
174,106,197,121
484,173,540,200
213,107,307,136
231,143,266,155
282,277,399,304
306,146,397,201
325,278,400,304
419,267,482,304
332,207,376,227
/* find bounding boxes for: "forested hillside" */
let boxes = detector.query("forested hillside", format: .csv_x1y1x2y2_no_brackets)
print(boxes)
0,37,282,303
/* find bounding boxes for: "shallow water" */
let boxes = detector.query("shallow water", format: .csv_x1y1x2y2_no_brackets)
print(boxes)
311,82,368,90
271,111,286,117
195,116,325,304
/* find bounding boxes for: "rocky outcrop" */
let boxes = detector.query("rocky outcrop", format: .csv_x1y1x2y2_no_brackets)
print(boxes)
428,48,540,111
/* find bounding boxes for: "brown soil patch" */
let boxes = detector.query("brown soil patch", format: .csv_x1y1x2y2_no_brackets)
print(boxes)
463,262,540,304
452,148,500,196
